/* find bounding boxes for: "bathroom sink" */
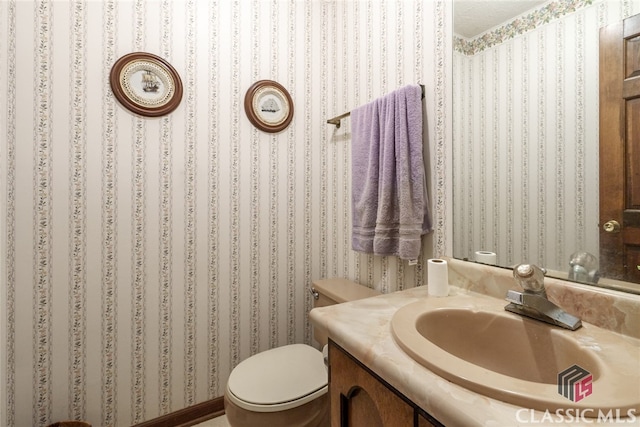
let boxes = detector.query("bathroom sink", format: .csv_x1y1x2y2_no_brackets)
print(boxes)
414,308,599,383
391,295,640,415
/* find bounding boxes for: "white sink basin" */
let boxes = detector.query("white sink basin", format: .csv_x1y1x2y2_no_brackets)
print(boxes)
391,295,640,415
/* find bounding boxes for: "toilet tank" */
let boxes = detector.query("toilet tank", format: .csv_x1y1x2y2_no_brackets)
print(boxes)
311,278,380,346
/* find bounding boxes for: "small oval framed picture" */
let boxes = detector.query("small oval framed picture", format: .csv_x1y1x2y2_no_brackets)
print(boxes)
244,80,294,133
110,52,183,117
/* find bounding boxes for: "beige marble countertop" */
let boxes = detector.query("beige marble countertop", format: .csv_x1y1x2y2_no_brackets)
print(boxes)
309,284,640,427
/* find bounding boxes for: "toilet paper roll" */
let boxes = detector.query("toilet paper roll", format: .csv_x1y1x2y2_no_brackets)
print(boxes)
475,251,497,265
427,258,449,297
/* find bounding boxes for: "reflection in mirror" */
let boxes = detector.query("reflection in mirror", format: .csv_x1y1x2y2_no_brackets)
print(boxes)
452,0,640,293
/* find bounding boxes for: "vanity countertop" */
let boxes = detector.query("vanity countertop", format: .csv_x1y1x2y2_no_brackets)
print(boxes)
308,285,640,427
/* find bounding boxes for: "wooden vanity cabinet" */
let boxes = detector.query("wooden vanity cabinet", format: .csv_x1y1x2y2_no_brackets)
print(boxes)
328,341,443,427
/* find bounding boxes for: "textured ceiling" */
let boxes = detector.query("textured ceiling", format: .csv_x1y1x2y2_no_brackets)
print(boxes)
454,0,548,38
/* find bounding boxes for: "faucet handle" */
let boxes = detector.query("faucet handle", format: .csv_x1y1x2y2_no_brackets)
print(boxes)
513,264,546,294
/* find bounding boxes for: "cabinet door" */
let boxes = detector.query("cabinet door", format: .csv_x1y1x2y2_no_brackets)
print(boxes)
329,342,414,427
417,411,438,427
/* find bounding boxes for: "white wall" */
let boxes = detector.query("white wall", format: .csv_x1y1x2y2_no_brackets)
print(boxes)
0,1,452,426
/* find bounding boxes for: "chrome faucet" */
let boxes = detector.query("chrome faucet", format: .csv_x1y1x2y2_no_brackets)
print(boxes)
568,251,600,284
505,264,582,330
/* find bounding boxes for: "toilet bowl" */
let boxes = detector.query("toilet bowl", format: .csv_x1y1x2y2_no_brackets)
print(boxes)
224,279,380,427
224,344,329,427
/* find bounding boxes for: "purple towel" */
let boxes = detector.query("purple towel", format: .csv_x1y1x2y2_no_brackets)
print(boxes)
351,84,432,260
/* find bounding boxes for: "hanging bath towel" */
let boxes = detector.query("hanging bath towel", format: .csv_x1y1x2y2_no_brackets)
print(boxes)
351,84,432,260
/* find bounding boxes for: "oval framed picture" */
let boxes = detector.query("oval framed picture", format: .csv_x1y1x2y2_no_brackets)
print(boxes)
110,52,183,117
244,80,294,133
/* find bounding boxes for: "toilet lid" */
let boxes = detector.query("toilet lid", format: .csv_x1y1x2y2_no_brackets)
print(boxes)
227,344,327,409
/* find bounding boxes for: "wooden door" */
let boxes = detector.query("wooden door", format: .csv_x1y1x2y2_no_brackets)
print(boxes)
599,13,640,283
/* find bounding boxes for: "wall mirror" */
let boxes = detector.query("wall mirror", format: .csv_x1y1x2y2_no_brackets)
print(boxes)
452,0,640,293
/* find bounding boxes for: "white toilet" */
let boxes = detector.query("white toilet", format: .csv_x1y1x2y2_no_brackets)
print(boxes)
224,278,380,427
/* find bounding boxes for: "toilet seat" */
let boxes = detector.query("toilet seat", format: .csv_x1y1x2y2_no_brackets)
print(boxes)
226,344,328,413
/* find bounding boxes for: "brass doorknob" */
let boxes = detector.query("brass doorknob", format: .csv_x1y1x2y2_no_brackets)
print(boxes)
603,220,621,233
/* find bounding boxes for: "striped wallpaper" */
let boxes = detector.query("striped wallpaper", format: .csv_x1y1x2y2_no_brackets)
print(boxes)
0,1,451,426
452,0,640,273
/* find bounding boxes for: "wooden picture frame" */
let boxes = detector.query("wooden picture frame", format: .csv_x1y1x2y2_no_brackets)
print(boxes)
110,52,183,117
244,80,294,133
